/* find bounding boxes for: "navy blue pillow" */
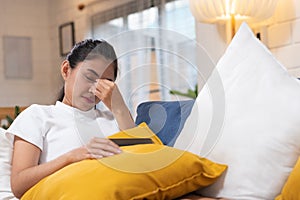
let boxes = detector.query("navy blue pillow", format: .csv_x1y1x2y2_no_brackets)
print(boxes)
135,100,195,146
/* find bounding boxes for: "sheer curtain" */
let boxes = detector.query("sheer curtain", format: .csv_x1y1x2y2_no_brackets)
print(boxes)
91,0,198,115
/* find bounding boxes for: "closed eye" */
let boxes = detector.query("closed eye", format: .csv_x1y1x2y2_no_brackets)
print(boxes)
85,75,97,83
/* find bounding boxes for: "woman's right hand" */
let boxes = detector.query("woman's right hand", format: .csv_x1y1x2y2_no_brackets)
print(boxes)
65,138,122,163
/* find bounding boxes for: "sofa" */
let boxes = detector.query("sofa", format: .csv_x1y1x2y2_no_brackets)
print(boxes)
136,22,300,199
1,22,300,200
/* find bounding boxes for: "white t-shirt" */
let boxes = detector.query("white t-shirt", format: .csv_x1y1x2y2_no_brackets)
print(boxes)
7,101,120,164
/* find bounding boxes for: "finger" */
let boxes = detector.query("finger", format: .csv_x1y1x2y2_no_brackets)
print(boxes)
90,137,120,148
88,138,122,153
95,79,115,91
88,143,122,155
99,78,115,85
104,78,114,82
85,153,97,159
92,88,103,100
89,149,116,157
93,81,112,99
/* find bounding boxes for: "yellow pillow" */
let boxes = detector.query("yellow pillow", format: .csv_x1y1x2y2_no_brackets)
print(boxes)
108,122,163,145
21,124,227,200
275,157,300,200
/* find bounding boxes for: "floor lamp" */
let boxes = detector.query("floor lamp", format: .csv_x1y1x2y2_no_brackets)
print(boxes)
189,0,279,41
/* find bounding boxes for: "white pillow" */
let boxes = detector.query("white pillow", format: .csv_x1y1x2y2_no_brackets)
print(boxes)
174,22,300,199
0,127,17,199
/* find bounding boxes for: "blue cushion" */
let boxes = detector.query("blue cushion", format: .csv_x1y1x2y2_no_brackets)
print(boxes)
135,100,195,146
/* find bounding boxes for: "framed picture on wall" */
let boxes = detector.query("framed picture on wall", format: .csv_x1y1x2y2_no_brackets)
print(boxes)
59,22,75,57
3,36,33,79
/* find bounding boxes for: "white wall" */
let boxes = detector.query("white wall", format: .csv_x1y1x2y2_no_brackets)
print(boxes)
0,0,53,107
268,0,300,77
195,0,300,78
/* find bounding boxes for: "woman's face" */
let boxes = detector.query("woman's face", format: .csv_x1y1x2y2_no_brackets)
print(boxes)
63,57,115,111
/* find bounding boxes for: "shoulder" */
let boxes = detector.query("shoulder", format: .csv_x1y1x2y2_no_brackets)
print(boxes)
26,104,53,111
17,104,55,120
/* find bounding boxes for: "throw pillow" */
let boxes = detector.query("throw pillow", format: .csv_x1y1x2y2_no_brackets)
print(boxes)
275,157,300,200
0,128,17,200
135,100,195,146
108,122,163,145
21,124,227,200
174,22,300,199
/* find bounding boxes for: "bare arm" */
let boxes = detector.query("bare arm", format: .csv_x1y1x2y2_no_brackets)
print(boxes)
11,136,122,198
111,100,135,131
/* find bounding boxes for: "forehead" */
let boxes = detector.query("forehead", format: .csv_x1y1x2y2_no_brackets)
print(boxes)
79,57,115,76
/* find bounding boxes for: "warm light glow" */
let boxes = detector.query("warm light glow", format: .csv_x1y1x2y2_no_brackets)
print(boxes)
189,0,279,23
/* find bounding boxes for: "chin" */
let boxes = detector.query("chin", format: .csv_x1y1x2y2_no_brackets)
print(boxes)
83,104,95,111
75,102,95,111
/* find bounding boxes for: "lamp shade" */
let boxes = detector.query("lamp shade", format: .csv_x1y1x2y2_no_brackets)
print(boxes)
189,0,279,23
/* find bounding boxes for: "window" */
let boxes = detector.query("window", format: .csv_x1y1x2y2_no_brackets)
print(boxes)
92,0,197,114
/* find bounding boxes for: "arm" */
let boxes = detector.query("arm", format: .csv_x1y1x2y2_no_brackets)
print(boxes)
11,136,121,198
92,79,135,130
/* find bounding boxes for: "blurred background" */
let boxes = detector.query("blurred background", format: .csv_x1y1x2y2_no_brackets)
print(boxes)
0,0,299,115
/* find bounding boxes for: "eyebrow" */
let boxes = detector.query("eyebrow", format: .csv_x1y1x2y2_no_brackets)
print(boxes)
86,68,114,82
87,69,99,77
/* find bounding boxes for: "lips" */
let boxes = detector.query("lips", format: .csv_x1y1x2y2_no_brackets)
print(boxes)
82,96,95,104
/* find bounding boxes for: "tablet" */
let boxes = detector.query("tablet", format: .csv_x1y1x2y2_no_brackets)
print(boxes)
110,138,154,146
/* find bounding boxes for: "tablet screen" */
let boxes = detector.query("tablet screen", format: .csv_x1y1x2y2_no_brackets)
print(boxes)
110,138,154,146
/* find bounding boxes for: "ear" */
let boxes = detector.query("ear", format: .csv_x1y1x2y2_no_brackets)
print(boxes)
61,60,71,80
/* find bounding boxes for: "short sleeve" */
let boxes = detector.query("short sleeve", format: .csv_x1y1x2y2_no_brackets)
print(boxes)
7,105,46,151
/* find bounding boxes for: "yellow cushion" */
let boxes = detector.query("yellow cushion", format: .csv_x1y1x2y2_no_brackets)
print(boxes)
21,124,227,200
275,157,300,200
108,122,163,145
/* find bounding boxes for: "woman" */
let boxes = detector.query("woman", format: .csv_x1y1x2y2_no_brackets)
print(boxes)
8,39,135,198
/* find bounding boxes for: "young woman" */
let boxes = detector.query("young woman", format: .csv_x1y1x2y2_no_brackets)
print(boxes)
8,39,135,198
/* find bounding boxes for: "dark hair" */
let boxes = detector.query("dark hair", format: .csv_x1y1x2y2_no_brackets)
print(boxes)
57,39,118,102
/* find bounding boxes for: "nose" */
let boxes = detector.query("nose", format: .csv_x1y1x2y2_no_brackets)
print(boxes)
89,85,96,94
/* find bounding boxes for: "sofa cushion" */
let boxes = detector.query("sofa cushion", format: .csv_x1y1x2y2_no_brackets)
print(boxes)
0,128,17,199
174,22,300,199
135,100,194,146
22,123,227,200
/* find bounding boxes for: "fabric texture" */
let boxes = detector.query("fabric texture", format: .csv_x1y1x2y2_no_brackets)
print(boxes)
22,123,227,200
275,157,300,200
135,100,194,146
174,22,300,199
7,101,119,164
0,128,17,200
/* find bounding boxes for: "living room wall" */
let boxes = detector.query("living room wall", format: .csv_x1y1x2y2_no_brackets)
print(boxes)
268,0,300,77
0,0,53,106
